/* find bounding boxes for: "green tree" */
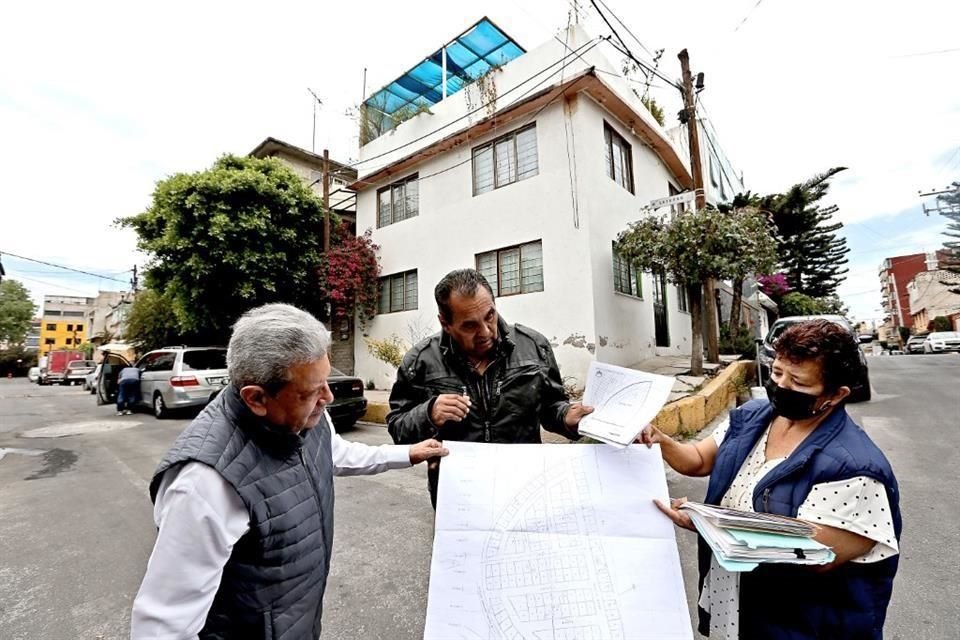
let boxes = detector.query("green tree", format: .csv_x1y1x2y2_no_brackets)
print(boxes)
641,95,666,127
929,316,952,332
720,192,764,346
0,345,37,377
120,155,339,342
0,279,36,346
760,168,851,299
125,289,185,352
818,295,849,316
618,206,777,375
778,292,829,317
936,181,960,293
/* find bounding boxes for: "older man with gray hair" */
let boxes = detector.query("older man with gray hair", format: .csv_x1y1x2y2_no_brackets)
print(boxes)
131,303,446,639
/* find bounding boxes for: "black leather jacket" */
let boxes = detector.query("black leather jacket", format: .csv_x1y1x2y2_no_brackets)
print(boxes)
387,317,575,503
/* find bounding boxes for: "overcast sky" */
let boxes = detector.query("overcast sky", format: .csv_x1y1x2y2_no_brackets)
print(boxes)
2,0,957,321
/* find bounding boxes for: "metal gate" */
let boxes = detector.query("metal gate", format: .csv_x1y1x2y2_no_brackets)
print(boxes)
653,269,670,347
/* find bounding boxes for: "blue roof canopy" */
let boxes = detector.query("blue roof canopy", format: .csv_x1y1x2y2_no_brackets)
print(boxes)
361,17,525,143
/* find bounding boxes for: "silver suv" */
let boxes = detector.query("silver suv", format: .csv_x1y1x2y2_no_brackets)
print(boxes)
96,346,228,418
138,347,229,418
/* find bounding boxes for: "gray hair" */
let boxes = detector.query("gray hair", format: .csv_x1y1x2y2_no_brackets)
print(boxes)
227,303,331,393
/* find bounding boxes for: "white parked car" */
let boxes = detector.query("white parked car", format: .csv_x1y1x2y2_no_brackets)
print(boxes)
84,364,101,393
923,331,960,354
27,366,40,383
65,360,97,386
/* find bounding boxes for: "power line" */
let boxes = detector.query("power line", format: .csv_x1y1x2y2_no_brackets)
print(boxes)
588,0,681,91
733,0,765,33
694,97,745,183
5,271,101,296
891,47,960,59
592,0,654,58
595,68,671,90
0,250,128,283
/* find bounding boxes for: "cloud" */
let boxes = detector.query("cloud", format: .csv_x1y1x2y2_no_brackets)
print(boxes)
2,0,958,315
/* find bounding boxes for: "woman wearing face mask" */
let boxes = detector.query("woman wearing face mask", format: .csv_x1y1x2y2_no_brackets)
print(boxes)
640,319,901,640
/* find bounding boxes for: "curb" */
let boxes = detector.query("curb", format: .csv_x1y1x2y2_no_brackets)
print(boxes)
361,402,390,425
653,361,754,437
362,360,756,437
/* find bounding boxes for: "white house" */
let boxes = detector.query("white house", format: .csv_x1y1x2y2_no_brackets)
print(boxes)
350,20,700,389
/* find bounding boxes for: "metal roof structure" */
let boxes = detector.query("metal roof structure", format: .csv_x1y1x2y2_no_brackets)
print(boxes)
362,17,525,142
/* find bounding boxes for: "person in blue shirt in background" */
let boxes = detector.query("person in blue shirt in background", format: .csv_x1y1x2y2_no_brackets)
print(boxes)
117,365,141,415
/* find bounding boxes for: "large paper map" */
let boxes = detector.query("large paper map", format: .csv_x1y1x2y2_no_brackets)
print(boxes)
424,442,692,640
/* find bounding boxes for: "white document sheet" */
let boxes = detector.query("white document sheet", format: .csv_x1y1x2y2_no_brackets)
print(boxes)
424,441,692,640
577,362,676,447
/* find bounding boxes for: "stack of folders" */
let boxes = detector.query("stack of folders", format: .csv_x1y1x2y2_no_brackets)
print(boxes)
679,501,836,572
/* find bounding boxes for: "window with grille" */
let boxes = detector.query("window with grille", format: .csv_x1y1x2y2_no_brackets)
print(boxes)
677,285,689,312
377,270,418,314
668,183,687,215
377,175,419,228
476,240,543,297
604,123,634,193
612,242,642,298
472,125,538,195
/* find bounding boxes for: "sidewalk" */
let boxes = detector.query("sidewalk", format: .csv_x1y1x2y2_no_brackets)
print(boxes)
359,355,754,440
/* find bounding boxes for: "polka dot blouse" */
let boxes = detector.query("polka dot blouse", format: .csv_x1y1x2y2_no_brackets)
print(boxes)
698,421,899,639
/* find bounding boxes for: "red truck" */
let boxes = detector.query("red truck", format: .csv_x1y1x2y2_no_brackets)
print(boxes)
39,350,85,385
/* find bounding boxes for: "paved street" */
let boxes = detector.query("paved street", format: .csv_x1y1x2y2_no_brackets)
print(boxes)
0,354,958,639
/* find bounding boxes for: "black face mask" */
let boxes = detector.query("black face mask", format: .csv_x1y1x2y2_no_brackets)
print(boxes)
764,377,832,421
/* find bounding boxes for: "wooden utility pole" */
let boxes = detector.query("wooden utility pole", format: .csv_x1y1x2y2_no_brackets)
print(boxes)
322,148,331,253
678,48,720,364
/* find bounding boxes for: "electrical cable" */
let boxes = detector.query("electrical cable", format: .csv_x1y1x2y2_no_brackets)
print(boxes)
588,0,680,91
595,68,671,90
592,0,654,58
0,250,128,283
891,47,960,59
4,271,102,295
733,0,765,33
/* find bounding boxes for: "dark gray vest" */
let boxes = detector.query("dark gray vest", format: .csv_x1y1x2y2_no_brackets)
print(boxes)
150,386,334,640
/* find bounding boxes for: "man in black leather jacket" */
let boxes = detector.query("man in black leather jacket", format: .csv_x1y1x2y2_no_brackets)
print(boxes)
387,269,594,505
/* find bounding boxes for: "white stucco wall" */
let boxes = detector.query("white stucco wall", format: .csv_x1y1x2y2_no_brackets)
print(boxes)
355,100,598,389
353,25,695,390
569,96,693,368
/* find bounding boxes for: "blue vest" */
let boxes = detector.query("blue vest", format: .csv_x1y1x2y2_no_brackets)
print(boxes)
698,400,902,639
151,386,335,640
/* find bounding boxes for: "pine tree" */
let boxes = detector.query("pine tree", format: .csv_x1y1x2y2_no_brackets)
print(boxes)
936,181,960,294
761,168,851,299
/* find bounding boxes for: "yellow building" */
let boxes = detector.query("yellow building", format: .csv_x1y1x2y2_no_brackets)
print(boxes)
39,295,94,356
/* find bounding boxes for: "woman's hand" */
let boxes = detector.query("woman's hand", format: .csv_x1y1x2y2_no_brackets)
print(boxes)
654,497,697,531
636,423,664,448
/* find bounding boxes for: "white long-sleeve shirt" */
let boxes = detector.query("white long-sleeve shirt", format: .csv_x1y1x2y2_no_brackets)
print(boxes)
130,412,411,639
